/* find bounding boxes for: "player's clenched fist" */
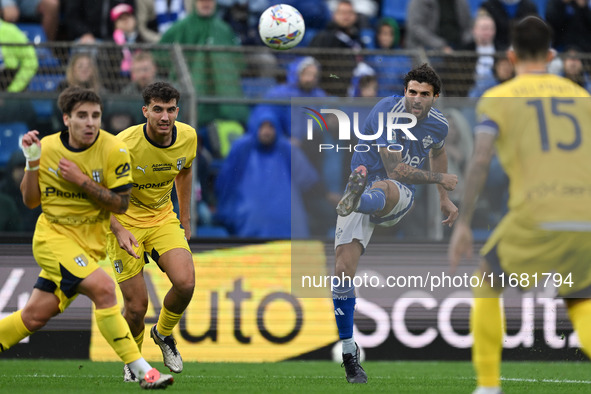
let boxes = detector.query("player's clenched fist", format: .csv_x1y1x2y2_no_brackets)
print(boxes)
58,157,87,186
440,173,458,191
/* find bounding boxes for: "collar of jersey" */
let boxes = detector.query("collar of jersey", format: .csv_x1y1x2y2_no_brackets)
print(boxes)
143,124,177,148
60,130,100,152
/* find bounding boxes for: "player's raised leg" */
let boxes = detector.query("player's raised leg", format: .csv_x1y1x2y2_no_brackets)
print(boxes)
337,165,402,220
151,248,195,373
337,165,368,216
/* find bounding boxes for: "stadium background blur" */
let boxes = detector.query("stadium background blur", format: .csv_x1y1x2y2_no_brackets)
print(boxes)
0,0,588,365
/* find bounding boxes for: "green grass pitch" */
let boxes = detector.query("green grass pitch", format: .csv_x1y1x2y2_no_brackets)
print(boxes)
0,360,589,393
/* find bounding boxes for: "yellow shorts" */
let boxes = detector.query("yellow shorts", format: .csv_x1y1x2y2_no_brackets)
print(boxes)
481,214,591,297
107,217,190,283
32,222,102,312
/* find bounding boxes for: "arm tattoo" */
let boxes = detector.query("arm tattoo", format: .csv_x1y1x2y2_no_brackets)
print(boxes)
393,163,443,184
380,150,402,174
380,150,442,185
80,179,129,214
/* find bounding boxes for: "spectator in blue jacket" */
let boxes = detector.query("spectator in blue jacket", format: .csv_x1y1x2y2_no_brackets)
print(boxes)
215,106,320,238
260,56,327,141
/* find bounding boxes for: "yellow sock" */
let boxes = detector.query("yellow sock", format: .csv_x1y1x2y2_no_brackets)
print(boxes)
134,328,145,351
156,305,183,337
0,310,33,352
567,299,591,359
95,305,142,364
471,297,503,387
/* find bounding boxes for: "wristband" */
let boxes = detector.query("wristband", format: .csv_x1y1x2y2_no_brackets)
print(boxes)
25,163,39,171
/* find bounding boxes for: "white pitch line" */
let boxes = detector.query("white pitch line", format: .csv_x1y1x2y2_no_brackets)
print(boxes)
501,377,591,385
5,374,591,385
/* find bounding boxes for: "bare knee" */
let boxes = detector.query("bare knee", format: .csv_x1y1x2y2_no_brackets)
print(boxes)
21,303,58,332
172,274,195,301
335,242,362,277
86,280,117,309
123,295,149,323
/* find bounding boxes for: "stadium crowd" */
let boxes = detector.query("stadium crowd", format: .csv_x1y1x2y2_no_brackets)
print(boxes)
1,0,590,239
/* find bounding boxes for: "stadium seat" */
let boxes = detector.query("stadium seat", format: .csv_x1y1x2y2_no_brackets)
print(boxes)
241,76,275,99
381,0,409,24
360,27,376,49
0,122,28,167
27,74,64,92
197,225,230,238
299,27,319,47
16,23,60,68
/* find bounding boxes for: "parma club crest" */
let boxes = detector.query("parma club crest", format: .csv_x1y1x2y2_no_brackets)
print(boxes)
113,259,123,274
177,157,186,171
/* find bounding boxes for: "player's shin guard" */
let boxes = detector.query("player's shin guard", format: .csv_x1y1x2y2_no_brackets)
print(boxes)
156,305,183,337
332,279,356,348
357,188,386,214
567,299,591,359
0,310,33,352
95,305,142,364
471,297,503,388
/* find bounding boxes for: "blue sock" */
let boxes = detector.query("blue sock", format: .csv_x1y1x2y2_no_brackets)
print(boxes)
332,282,356,340
357,188,386,214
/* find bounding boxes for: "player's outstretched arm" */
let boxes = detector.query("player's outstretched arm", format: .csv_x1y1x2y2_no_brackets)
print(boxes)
430,146,459,227
58,157,130,214
379,148,458,190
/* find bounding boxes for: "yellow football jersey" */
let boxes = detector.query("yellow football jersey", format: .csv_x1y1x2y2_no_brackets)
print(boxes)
37,130,132,260
477,73,591,225
114,122,197,227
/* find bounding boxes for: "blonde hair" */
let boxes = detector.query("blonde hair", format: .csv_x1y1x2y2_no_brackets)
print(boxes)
65,53,102,92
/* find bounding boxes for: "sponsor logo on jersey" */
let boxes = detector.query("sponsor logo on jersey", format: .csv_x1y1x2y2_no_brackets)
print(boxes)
92,169,103,183
48,167,59,177
177,157,186,171
115,163,131,179
43,187,88,199
136,165,147,175
402,150,426,168
74,254,89,267
152,163,172,172
133,178,174,190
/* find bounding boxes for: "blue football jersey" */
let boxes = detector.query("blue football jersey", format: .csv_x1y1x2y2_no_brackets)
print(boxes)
350,95,449,194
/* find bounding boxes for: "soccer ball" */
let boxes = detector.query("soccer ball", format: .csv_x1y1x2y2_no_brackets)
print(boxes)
258,4,305,50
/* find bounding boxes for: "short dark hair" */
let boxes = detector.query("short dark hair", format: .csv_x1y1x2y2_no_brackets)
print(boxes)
57,86,102,115
404,63,442,96
511,16,552,61
142,82,180,106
